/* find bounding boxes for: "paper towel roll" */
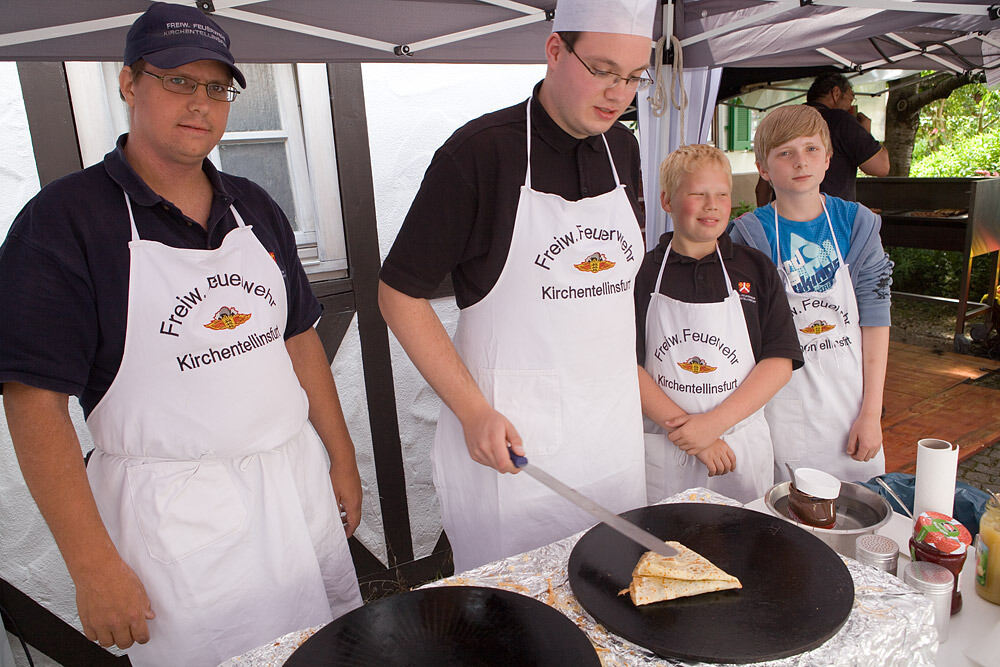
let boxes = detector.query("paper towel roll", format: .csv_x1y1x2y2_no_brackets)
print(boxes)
913,438,959,520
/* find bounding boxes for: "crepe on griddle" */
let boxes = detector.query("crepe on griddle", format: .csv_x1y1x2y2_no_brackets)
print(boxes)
620,541,741,605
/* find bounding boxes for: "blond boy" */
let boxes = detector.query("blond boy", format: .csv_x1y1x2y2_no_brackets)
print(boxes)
730,105,893,483
635,145,801,503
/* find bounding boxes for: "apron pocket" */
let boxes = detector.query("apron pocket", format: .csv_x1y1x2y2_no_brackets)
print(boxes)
126,459,248,564
479,369,562,457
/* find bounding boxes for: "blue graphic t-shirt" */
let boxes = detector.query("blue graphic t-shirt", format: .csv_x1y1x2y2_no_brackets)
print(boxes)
755,198,857,294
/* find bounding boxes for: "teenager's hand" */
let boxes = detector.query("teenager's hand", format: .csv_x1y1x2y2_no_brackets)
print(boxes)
694,439,737,476
846,412,883,462
665,413,725,456
461,405,524,474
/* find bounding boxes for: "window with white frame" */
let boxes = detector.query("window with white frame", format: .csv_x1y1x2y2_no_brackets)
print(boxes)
65,62,348,279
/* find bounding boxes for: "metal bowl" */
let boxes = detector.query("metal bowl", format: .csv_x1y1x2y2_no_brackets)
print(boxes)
764,481,893,557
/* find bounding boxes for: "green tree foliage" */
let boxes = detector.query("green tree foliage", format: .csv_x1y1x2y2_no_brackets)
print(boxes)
910,132,1000,177
911,83,1000,175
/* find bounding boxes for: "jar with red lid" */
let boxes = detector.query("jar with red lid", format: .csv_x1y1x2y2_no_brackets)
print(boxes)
909,511,972,615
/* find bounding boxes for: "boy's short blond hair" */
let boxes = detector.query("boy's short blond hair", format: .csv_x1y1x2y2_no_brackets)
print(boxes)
658,144,732,201
754,105,832,165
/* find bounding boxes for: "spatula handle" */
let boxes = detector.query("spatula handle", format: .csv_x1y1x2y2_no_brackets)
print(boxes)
508,448,528,468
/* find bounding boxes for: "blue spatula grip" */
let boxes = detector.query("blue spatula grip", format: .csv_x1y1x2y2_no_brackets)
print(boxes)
508,449,528,468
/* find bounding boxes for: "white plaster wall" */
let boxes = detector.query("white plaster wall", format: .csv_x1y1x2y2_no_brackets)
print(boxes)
0,62,65,666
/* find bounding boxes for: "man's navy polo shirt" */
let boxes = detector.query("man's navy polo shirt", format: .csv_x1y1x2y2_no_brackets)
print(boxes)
0,134,322,417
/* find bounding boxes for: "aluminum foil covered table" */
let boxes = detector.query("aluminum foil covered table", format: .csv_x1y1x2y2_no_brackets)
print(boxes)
222,488,937,666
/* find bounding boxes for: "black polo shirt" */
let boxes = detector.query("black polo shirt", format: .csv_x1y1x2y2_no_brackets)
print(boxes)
809,102,883,202
0,135,321,417
380,81,644,309
634,232,803,369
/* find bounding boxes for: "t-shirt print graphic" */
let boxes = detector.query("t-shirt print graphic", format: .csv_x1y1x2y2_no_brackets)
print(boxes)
781,231,840,294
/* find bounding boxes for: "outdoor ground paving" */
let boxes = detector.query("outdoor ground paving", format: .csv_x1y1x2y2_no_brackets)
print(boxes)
958,440,1000,493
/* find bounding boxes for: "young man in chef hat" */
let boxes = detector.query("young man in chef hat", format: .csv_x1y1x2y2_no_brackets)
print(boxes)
380,0,658,572
0,3,362,664
636,145,802,503
730,105,893,484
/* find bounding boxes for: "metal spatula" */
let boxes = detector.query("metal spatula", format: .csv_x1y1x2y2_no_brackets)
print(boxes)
509,450,677,558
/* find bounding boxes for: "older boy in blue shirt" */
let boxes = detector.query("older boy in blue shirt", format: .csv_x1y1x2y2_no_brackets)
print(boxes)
730,104,892,483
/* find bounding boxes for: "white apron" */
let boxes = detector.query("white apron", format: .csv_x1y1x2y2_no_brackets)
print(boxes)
765,201,885,483
85,195,361,666
432,100,647,573
642,243,773,504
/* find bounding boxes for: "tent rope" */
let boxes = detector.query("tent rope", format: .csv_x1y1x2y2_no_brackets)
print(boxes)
649,36,668,117
649,34,688,143
670,34,687,144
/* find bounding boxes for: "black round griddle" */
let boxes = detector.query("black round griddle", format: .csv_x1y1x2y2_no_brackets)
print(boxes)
568,503,854,664
285,585,600,667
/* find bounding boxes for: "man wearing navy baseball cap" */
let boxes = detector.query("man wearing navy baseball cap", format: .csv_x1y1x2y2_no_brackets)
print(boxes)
0,3,363,665
124,1,247,88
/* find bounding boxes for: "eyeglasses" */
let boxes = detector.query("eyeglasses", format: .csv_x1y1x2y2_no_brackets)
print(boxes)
565,44,653,91
142,70,240,103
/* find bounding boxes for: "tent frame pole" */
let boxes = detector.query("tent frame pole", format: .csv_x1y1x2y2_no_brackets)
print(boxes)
217,7,397,53
0,0,264,49
759,0,988,15
816,47,858,69
402,13,550,55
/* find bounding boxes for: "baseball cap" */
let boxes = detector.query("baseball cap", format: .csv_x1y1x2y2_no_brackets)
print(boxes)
124,2,246,88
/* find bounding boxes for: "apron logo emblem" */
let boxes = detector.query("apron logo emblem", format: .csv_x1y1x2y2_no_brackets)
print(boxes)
677,356,717,374
574,252,616,273
204,306,252,330
738,281,751,294
800,320,836,335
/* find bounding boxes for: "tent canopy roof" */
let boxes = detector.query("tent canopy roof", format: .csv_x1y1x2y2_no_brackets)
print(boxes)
1,0,995,76
0,1,566,64
676,0,998,76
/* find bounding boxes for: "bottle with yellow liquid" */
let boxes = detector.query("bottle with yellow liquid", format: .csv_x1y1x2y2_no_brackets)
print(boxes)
975,495,1000,604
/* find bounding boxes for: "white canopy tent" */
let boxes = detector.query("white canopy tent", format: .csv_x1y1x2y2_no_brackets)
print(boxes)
0,2,997,660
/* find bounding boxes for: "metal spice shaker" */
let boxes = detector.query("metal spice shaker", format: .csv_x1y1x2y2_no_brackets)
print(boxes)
856,534,899,575
904,561,954,642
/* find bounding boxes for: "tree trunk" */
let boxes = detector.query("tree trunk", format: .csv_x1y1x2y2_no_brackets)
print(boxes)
883,72,977,176
884,74,922,176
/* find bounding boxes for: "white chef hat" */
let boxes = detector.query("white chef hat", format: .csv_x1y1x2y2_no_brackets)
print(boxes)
551,0,658,40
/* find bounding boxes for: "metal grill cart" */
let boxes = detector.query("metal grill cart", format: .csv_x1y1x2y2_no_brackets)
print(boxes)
856,177,1000,352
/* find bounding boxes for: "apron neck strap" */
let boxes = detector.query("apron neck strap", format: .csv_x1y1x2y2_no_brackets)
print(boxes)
654,241,731,294
773,196,841,268
231,205,248,228
525,98,533,188
523,98,621,189
601,134,621,187
124,192,140,242
122,190,246,241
